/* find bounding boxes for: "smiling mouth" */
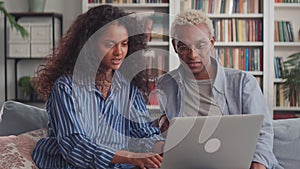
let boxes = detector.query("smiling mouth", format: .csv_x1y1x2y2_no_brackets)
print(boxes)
112,58,122,65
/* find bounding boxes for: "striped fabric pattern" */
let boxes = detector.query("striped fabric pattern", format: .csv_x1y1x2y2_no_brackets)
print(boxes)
32,71,162,169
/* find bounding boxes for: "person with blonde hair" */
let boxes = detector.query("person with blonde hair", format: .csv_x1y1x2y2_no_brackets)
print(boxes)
156,9,278,169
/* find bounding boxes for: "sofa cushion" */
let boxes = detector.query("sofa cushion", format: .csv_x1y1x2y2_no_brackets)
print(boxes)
273,118,300,169
0,128,47,169
0,101,48,136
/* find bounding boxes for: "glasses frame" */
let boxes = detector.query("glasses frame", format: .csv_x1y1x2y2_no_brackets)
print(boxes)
175,39,212,56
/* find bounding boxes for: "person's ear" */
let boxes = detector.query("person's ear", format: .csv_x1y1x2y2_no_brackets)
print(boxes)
172,39,178,53
210,36,215,46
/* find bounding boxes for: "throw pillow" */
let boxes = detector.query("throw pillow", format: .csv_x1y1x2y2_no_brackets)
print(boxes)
0,101,48,136
0,128,47,169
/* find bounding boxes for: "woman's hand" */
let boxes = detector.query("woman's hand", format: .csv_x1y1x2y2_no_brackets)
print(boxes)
112,150,163,169
152,141,165,155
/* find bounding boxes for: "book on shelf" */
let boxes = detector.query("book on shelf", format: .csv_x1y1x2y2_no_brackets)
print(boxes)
274,84,282,107
127,9,155,42
216,47,262,71
273,112,300,120
213,19,262,42
274,83,295,107
274,20,295,42
274,56,284,79
123,9,168,42
150,13,169,42
274,20,279,42
144,49,166,77
132,10,169,42
275,0,300,3
181,0,262,14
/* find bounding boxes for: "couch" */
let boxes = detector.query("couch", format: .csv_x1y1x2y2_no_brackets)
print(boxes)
0,101,48,168
0,101,299,169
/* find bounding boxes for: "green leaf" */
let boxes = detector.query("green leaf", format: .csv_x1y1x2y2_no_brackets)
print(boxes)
0,2,29,39
282,52,300,103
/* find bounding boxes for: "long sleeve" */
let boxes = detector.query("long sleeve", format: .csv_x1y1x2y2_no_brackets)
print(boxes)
241,74,278,169
128,86,164,153
33,77,116,169
33,74,165,169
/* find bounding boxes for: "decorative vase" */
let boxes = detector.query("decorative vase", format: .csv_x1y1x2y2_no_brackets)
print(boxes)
28,0,46,12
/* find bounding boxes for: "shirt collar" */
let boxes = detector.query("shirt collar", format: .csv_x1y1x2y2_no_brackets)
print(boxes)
84,70,128,92
177,56,226,94
211,57,226,94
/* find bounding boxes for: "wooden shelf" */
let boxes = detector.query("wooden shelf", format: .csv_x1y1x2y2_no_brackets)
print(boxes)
207,13,263,18
87,3,169,8
215,42,263,47
274,107,300,111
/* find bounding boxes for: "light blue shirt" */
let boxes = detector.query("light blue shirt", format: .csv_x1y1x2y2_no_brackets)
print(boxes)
32,71,163,169
156,57,278,169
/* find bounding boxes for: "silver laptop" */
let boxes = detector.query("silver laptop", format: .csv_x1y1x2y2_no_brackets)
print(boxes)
157,114,264,169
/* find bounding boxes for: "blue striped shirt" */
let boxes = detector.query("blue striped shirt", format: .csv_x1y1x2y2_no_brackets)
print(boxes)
32,71,163,169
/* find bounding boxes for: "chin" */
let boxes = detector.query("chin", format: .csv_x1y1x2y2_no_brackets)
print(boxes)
112,65,121,70
191,68,205,76
190,67,202,74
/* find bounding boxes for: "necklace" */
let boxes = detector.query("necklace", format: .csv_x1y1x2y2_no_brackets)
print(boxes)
95,72,112,99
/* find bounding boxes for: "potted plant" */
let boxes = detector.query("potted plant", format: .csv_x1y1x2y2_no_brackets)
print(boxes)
282,52,300,107
0,1,29,38
18,76,34,100
28,0,46,12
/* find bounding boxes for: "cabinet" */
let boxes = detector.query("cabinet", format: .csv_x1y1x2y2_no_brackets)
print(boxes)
269,0,300,119
4,13,63,102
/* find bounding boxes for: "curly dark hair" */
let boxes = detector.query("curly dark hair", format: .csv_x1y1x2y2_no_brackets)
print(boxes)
36,5,149,100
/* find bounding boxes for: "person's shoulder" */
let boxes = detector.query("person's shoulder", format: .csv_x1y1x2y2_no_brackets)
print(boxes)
224,67,243,75
223,68,256,82
51,75,74,91
54,75,72,86
48,75,74,97
224,68,252,77
157,69,179,84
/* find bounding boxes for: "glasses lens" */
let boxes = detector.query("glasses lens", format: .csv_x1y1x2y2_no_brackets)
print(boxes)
177,43,210,55
177,45,190,55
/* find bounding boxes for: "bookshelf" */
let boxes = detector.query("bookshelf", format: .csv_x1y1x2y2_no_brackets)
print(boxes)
270,0,300,119
81,0,300,119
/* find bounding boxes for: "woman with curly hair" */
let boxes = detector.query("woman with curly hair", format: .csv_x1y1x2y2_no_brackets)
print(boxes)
32,5,163,169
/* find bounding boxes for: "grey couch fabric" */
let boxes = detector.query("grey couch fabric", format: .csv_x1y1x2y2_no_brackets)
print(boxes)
273,118,300,169
0,101,300,168
0,101,48,136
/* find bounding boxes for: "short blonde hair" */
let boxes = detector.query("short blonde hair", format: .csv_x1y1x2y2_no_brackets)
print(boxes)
171,9,214,38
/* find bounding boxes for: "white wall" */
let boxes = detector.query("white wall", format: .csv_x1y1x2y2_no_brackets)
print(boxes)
0,0,82,106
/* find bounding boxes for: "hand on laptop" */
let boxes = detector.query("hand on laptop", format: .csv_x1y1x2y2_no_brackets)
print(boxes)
112,150,162,169
158,114,169,133
250,162,266,169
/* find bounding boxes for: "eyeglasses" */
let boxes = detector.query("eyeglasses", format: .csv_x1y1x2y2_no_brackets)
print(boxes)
176,41,211,56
